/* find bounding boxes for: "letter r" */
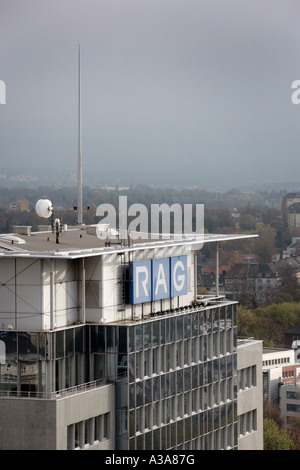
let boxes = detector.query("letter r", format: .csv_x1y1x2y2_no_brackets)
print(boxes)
136,266,149,298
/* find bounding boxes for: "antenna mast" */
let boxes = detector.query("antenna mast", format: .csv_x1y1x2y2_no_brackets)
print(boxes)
77,44,83,225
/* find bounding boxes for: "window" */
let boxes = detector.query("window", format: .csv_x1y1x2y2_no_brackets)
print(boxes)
238,366,256,391
287,390,300,400
239,410,257,437
67,412,110,450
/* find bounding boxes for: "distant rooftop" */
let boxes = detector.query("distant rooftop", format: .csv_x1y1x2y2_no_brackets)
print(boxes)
237,337,262,347
263,347,294,354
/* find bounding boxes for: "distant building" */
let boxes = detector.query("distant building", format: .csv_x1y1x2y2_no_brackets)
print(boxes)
282,193,300,228
285,323,300,348
8,199,29,211
262,348,296,402
285,323,300,362
283,237,300,259
204,256,300,305
263,337,300,428
280,381,300,428
237,338,263,450
223,263,279,304
263,341,300,427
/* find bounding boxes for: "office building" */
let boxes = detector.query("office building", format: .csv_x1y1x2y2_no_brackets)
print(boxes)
279,381,300,428
0,223,261,450
262,348,299,402
237,338,263,450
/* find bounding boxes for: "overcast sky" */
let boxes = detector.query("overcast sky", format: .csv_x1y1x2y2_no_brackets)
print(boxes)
1,0,300,190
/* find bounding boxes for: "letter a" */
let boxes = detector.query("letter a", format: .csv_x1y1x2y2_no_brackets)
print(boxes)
0,81,6,105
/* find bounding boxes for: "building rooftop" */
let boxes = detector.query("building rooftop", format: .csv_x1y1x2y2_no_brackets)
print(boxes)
0,225,258,259
263,347,293,354
237,337,263,348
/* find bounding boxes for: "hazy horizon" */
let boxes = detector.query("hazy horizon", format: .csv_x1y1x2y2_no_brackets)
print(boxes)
1,1,300,191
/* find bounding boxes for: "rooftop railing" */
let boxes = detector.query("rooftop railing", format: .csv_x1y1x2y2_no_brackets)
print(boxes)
0,379,106,400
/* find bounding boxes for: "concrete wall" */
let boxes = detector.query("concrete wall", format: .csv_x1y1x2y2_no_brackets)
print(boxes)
0,397,57,450
237,340,263,450
56,383,115,450
0,383,115,450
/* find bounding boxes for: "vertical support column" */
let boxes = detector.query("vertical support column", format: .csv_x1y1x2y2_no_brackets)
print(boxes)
194,252,198,300
50,259,55,330
216,241,219,296
80,258,85,324
14,258,17,329
100,255,105,322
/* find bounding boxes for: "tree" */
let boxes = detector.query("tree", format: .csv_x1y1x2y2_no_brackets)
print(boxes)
237,306,261,338
237,304,292,347
277,265,300,301
263,418,295,450
288,426,300,450
214,205,235,229
264,402,284,427
254,226,276,263
239,214,256,231
258,302,300,329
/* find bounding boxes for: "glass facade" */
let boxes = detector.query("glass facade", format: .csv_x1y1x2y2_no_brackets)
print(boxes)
0,331,47,396
0,302,238,450
112,303,238,450
0,327,87,397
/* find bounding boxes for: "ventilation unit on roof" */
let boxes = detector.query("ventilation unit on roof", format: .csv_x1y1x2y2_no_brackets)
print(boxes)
13,226,31,236
0,235,25,244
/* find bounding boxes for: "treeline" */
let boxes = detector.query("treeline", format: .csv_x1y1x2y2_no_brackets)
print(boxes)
0,185,294,243
264,402,300,450
237,261,300,347
238,302,300,347
0,184,287,210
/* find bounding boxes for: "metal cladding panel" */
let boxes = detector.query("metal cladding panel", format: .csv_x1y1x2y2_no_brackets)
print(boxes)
152,257,170,300
0,258,14,283
170,255,188,297
0,287,15,313
17,285,41,313
55,281,78,311
16,258,41,285
129,259,152,304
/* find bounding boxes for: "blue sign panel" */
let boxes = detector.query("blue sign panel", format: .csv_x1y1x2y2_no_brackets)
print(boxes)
129,259,152,304
170,255,188,297
152,257,170,300
129,255,187,304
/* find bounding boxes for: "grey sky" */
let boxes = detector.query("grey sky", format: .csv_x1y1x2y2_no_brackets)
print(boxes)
1,0,300,190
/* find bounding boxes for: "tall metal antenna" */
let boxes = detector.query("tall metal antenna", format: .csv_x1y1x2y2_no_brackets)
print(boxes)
77,44,83,225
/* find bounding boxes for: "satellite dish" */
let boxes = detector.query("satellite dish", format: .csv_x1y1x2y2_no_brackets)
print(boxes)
35,199,53,219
